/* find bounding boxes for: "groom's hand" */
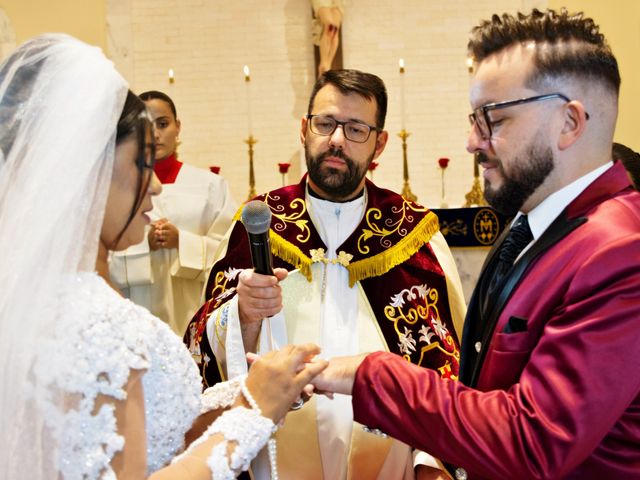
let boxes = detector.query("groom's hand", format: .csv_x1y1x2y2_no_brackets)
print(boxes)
311,353,369,396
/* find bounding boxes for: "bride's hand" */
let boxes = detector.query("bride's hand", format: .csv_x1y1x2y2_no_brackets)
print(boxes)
244,343,327,424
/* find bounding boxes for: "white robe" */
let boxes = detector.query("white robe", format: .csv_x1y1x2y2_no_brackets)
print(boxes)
208,189,467,479
110,163,236,335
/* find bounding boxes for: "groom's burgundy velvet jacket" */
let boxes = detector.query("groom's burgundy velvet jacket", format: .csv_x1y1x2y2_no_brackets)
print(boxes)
351,161,640,479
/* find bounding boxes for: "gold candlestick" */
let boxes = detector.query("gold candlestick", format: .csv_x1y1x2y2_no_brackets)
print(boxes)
245,135,257,200
398,129,417,202
463,153,487,207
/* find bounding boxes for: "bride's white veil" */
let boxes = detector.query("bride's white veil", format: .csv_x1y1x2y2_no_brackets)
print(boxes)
0,34,128,477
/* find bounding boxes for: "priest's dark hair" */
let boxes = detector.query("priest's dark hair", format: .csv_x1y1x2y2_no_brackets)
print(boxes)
307,69,388,129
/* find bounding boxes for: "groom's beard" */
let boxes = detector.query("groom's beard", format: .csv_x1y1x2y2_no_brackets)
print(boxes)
479,136,554,216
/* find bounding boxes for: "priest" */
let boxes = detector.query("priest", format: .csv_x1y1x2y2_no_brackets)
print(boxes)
185,69,466,480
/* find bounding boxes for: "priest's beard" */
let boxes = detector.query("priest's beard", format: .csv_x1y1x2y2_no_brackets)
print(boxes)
480,137,555,216
305,145,373,199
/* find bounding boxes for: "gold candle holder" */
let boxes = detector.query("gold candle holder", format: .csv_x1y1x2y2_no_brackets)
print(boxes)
398,129,417,202
245,135,257,200
463,153,487,207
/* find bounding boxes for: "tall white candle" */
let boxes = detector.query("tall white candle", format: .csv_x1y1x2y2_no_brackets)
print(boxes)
399,59,406,131
243,65,253,137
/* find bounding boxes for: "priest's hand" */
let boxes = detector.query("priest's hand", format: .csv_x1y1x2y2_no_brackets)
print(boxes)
311,353,369,396
237,268,288,352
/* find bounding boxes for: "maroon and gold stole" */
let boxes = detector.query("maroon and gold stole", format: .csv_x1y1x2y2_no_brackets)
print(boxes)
192,175,460,382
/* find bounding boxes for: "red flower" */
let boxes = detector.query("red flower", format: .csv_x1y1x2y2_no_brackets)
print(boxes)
368,161,379,172
438,157,450,169
209,166,221,174
278,162,291,174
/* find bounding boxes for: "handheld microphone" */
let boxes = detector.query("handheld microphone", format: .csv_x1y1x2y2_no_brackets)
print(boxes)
241,200,274,275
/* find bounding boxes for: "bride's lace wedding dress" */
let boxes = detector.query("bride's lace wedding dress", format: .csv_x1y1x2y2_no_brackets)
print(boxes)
33,272,272,479
0,35,283,480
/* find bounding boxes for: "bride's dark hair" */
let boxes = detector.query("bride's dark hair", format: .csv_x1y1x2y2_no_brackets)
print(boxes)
112,90,155,247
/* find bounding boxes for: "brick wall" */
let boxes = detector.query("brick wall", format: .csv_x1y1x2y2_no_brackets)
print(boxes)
107,0,547,206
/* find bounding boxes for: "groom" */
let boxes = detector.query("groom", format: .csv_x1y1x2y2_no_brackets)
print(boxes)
312,8,640,480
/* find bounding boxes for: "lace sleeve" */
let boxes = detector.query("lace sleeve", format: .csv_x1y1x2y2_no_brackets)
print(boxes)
183,407,275,479
168,376,277,480
32,274,152,479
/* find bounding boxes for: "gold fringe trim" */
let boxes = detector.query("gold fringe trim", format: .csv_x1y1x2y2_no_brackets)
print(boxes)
270,231,313,282
347,211,440,287
236,206,438,287
232,205,244,222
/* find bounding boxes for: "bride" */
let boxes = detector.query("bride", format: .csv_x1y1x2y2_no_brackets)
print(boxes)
0,34,326,479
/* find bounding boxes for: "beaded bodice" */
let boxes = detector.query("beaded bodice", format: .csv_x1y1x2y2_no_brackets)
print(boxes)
33,272,201,478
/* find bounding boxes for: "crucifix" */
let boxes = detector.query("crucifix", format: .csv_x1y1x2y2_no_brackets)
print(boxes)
311,0,344,77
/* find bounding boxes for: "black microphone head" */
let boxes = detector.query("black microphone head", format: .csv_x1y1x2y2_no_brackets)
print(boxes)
241,200,272,235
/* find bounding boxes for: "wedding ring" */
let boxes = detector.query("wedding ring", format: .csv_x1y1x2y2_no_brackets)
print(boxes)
290,391,312,411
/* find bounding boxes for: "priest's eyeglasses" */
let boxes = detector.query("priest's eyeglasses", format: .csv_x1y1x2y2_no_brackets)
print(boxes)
307,114,380,143
468,93,589,140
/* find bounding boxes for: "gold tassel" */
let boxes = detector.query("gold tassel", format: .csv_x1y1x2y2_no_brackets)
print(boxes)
235,207,314,281
270,231,313,281
232,205,244,222
347,212,440,287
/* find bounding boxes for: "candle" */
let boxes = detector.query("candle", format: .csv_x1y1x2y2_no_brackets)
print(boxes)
399,58,406,131
168,68,175,84
474,153,479,177
466,56,474,73
243,65,253,138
